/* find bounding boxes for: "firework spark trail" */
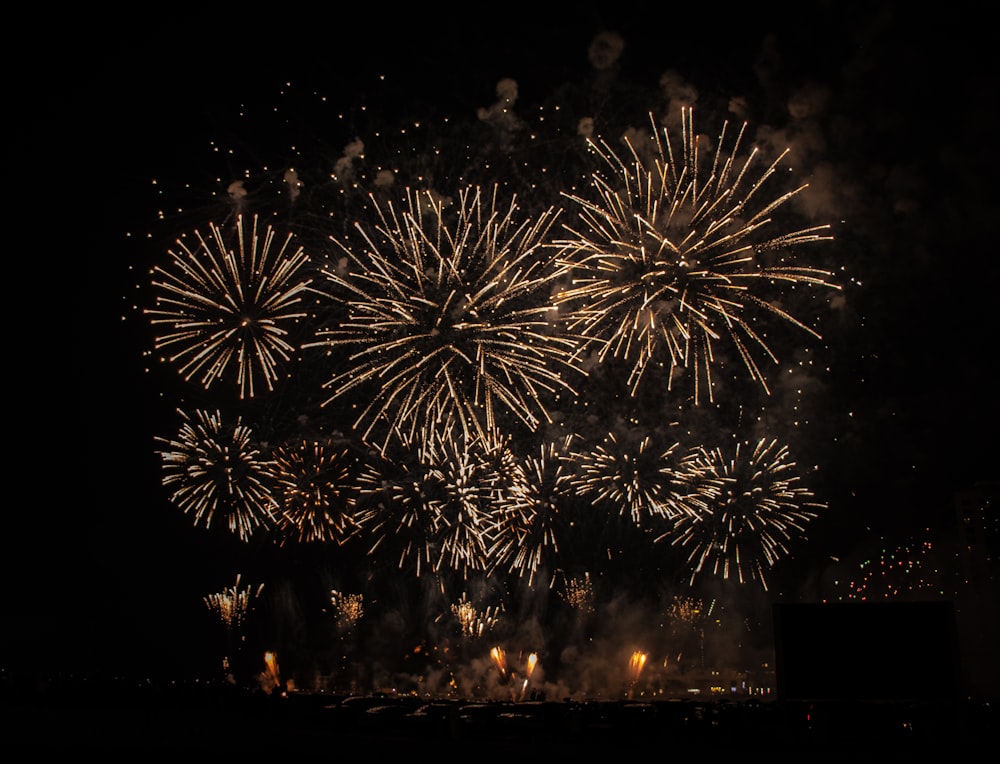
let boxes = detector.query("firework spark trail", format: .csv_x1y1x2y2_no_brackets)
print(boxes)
156,408,279,541
519,652,539,700
626,650,648,699
662,437,825,590
490,646,508,679
304,183,585,451
554,107,839,404
146,214,315,399
272,439,361,544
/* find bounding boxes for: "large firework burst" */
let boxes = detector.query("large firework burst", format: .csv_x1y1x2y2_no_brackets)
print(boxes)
271,438,362,545
146,213,315,399
662,437,825,590
554,107,839,403
155,408,279,541
304,184,584,450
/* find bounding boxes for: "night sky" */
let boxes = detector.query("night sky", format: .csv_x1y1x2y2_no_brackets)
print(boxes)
9,3,998,693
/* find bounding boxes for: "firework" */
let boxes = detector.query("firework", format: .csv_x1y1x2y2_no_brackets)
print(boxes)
561,572,595,612
830,532,953,601
353,424,508,578
570,429,704,527
662,438,825,590
554,107,839,403
665,594,705,629
261,651,282,692
519,652,539,700
489,645,509,679
626,650,648,699
490,435,579,588
329,589,364,631
271,438,361,545
146,213,315,399
155,408,279,541
450,592,502,639
304,183,584,450
204,574,264,635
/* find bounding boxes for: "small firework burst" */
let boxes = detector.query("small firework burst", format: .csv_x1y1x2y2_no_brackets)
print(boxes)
491,435,579,588
204,573,264,635
570,429,703,527
155,408,279,541
662,437,825,590
146,213,315,399
450,591,502,639
329,589,364,631
353,424,508,578
555,107,839,403
561,572,595,612
271,438,361,544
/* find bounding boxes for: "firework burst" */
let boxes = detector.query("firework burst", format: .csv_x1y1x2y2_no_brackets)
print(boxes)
662,437,825,590
204,574,264,636
329,589,364,632
450,591,503,639
155,408,279,541
304,183,584,450
570,429,705,528
146,213,315,399
271,438,362,545
353,424,508,578
491,435,580,588
560,572,596,613
554,107,839,403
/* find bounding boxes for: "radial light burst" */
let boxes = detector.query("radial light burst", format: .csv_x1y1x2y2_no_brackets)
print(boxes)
662,437,825,590
554,107,840,403
146,213,314,399
353,424,508,578
491,435,580,588
272,438,361,545
305,183,584,450
155,408,279,541
570,429,705,528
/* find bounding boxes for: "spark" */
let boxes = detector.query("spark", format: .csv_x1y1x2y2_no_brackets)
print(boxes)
353,424,509,578
450,592,502,638
570,429,705,527
204,574,264,635
561,572,595,612
329,589,364,630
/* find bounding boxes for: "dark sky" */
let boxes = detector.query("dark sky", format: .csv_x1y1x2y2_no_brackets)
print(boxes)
9,3,998,684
